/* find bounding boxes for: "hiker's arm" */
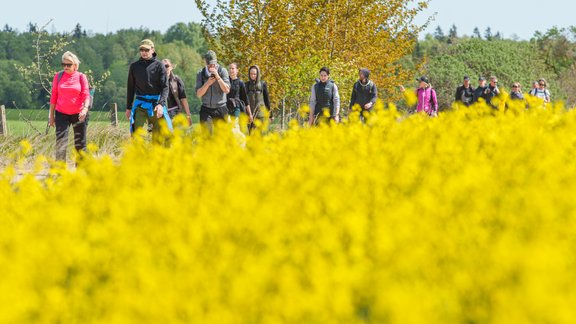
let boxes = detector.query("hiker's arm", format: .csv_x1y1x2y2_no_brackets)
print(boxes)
158,64,169,108
370,83,378,105
309,84,316,125
240,82,253,121
181,98,192,125
263,82,271,111
49,104,56,127
333,84,341,120
215,68,230,94
79,74,91,122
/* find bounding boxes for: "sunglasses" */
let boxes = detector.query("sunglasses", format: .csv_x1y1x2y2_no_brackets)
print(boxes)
539,83,545,86
139,48,150,52
164,64,171,68
512,85,519,88
61,63,73,68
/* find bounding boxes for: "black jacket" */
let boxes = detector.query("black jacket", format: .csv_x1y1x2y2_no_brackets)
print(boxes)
455,85,475,106
126,54,169,110
349,80,377,109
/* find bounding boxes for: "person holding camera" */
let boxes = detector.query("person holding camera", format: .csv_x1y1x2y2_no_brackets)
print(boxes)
195,50,230,127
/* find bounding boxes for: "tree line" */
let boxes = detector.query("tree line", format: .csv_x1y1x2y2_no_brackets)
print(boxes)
408,25,576,109
0,22,208,111
3,10,576,115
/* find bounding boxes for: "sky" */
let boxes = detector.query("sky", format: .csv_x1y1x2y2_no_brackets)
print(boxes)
2,0,574,40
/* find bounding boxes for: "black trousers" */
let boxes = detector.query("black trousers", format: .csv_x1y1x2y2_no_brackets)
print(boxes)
55,110,87,162
199,106,228,123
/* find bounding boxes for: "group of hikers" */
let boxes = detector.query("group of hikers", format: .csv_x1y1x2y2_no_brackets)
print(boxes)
454,75,551,108
49,38,553,164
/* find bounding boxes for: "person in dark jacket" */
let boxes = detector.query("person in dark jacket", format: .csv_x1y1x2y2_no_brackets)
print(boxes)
455,75,475,106
245,65,271,132
163,58,192,126
227,63,252,121
195,50,231,128
349,68,377,121
126,39,172,136
473,76,490,104
485,76,501,108
309,66,341,125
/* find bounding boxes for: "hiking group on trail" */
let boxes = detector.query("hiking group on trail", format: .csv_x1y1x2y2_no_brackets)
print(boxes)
49,38,553,163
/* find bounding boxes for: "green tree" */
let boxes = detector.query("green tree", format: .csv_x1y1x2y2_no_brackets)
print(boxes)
195,0,431,115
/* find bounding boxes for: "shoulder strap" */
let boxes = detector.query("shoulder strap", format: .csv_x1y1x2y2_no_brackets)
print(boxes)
57,71,65,84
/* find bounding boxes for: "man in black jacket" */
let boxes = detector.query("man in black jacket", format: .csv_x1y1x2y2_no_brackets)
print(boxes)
455,76,475,106
349,68,377,122
126,39,172,136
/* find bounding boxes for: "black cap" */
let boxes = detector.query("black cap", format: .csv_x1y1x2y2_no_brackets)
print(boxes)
463,76,470,81
478,76,486,81
416,76,429,83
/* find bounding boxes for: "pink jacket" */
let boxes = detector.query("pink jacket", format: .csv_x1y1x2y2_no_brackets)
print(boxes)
416,87,438,114
50,71,90,115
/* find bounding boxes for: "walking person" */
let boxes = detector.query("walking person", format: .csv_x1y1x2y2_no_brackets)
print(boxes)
506,82,526,110
509,82,524,101
227,63,252,125
126,39,172,139
195,50,231,131
349,68,377,121
529,78,551,104
245,65,271,133
485,76,501,108
454,76,475,106
473,76,490,104
49,51,91,164
400,76,438,116
163,58,192,126
309,67,341,125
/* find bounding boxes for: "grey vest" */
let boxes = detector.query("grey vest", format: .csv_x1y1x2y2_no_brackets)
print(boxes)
315,81,335,116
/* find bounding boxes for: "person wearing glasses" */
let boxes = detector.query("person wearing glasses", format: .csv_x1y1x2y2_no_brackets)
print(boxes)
126,39,172,137
162,58,192,126
485,76,500,108
49,51,91,164
529,78,551,103
509,83,524,100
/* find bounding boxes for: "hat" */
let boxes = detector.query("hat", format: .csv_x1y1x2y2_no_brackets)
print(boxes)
416,76,429,83
478,76,486,81
463,76,470,81
204,50,217,65
139,39,154,50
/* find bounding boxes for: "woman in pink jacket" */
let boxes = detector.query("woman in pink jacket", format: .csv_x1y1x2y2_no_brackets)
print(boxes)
400,76,438,117
49,51,91,163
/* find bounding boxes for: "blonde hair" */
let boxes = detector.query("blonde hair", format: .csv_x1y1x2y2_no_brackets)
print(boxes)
62,51,80,66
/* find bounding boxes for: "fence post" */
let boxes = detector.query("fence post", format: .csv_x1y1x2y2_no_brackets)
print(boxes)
111,103,118,127
0,105,7,136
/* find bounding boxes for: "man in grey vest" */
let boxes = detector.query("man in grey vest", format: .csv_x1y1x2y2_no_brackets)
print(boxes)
195,50,230,127
309,67,341,125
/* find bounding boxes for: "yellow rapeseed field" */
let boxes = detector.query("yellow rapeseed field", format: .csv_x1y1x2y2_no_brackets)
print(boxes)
1,95,576,323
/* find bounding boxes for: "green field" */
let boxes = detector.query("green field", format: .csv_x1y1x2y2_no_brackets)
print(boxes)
2,108,207,137
2,108,128,137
